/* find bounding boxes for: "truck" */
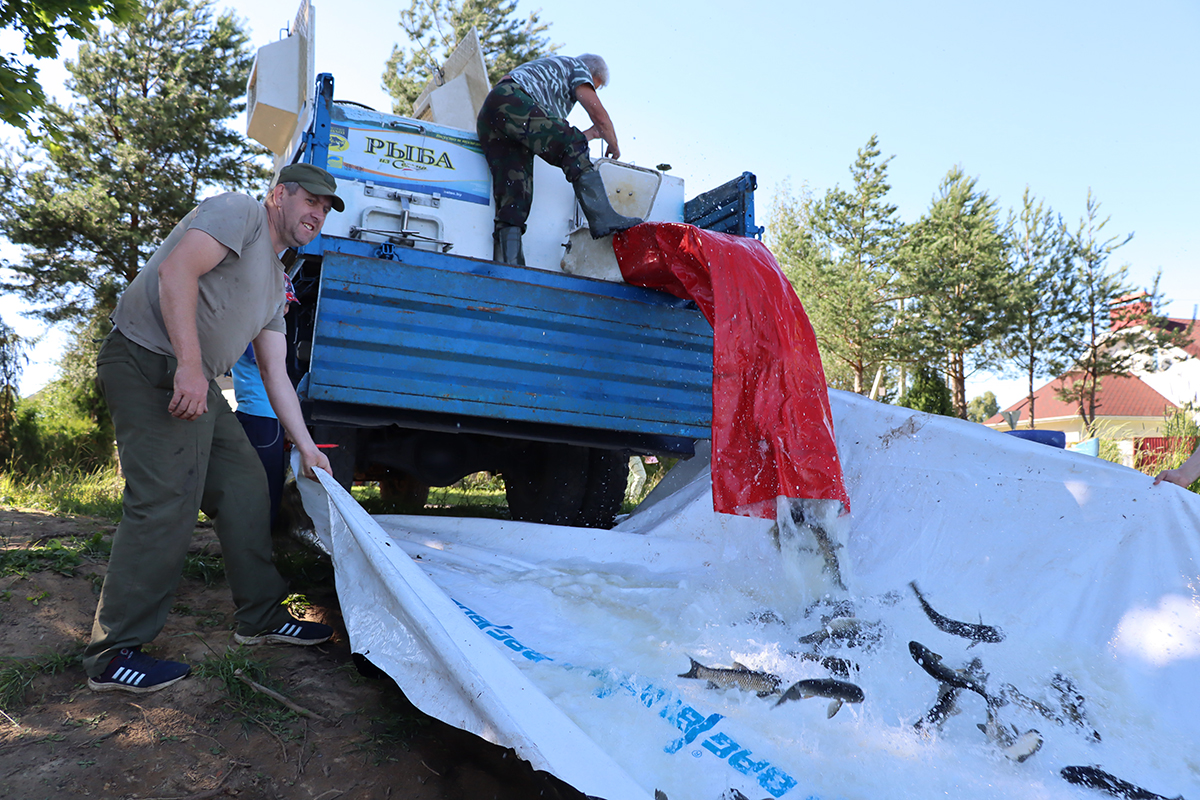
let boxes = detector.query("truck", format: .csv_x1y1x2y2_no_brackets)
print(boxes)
245,7,763,528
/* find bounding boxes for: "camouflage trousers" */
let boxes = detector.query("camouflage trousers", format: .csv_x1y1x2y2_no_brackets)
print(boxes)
476,80,591,232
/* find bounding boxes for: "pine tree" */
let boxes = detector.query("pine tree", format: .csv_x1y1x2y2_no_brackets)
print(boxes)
0,0,267,328
382,0,556,117
998,188,1083,427
770,137,907,394
902,166,1012,418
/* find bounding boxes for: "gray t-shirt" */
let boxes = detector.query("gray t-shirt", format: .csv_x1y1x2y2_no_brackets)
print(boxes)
508,55,594,121
112,192,286,381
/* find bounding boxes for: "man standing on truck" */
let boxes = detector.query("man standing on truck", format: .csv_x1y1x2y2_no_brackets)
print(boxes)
477,53,642,265
83,164,343,693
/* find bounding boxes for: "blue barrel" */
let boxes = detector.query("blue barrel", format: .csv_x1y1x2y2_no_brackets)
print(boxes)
1004,429,1067,449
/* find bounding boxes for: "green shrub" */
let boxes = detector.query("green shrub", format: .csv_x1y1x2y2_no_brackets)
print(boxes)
2,385,113,477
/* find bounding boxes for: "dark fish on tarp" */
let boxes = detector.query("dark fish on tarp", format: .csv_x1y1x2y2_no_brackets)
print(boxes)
909,581,1004,646
908,641,999,707
794,651,860,679
797,616,883,648
914,655,984,731
914,682,962,731
1061,766,1185,800
774,678,864,717
679,657,781,697
1052,672,1102,742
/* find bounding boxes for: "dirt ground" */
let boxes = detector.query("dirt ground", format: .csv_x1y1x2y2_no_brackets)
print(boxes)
0,506,592,800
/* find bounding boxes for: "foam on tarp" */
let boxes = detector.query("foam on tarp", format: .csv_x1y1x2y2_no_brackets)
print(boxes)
296,390,1200,799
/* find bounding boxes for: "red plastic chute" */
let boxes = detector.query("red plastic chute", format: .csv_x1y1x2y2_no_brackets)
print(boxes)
613,223,850,518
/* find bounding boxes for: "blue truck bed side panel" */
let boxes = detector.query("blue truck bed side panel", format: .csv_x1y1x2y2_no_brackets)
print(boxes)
306,249,715,439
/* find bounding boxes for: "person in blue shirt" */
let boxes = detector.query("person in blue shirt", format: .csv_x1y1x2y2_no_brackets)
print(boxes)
232,274,299,528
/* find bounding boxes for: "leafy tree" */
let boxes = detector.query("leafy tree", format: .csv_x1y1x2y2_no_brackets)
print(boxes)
967,390,999,423
1052,192,1188,426
0,316,26,465
901,166,1012,418
1,0,140,129
898,365,955,417
998,188,1083,427
0,0,267,333
383,0,556,117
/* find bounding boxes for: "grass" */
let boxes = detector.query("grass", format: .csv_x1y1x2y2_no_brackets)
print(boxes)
0,648,83,711
0,531,111,578
193,647,303,738
0,465,124,522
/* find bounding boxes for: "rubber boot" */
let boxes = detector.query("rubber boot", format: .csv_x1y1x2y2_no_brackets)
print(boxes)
493,224,525,265
572,167,643,239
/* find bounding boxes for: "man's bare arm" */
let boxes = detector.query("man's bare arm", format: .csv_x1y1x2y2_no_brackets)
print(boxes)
575,84,621,160
157,228,230,421
252,329,331,480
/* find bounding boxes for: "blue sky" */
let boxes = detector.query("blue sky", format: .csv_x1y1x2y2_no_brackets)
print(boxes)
2,0,1197,405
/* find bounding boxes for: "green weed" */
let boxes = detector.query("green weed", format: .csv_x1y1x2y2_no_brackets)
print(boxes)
0,648,82,710
194,648,301,737
283,593,312,618
182,552,225,586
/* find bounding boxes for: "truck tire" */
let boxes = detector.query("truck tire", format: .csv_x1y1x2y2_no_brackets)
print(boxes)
504,442,589,525
576,449,628,529
378,471,431,514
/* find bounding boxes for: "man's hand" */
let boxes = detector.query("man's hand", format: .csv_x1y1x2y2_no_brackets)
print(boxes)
1154,467,1193,488
158,228,230,420
1153,445,1200,488
295,443,332,481
168,363,210,420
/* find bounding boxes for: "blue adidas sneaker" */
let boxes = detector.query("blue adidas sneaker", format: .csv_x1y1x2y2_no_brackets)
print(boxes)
88,648,190,694
234,616,333,646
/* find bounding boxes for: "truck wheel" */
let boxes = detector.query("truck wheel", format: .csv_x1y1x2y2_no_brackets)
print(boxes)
504,443,589,525
576,449,628,529
378,471,430,514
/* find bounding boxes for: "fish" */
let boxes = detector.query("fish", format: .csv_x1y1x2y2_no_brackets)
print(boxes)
908,641,999,708
1060,766,1185,800
778,499,847,590
909,581,1005,646
678,657,782,697
914,682,962,731
914,655,984,731
977,708,1043,763
797,616,883,648
774,678,864,717
794,651,860,679
1052,672,1102,742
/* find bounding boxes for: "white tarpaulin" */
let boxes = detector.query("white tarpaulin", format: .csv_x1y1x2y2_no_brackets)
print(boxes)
296,389,1200,800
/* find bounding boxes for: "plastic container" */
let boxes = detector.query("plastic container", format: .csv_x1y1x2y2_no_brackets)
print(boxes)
1004,429,1067,449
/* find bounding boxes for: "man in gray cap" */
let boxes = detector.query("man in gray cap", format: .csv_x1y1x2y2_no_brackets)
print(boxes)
83,163,344,693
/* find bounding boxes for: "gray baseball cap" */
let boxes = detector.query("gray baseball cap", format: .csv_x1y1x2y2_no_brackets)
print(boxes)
275,163,344,212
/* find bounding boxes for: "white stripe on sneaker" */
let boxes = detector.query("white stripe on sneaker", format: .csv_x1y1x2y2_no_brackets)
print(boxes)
113,667,146,685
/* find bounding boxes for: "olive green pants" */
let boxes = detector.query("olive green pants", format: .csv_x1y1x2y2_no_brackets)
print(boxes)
83,330,291,677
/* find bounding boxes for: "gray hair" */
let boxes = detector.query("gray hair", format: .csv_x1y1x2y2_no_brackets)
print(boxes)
578,53,609,88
